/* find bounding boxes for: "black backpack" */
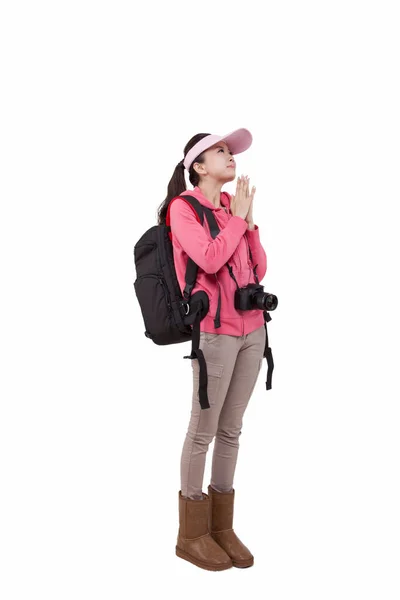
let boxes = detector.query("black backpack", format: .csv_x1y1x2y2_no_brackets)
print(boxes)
133,194,274,409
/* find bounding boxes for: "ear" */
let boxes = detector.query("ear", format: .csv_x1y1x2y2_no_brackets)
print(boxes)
193,162,206,176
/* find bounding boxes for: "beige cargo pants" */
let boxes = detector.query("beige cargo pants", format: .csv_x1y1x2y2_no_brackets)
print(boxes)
180,324,266,499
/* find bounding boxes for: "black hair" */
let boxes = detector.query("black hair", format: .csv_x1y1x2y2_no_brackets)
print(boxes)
156,133,211,225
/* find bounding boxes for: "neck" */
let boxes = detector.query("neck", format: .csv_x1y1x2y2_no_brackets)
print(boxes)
196,182,223,208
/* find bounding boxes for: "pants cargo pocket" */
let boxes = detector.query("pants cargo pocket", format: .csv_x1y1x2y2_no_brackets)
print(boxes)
246,357,264,398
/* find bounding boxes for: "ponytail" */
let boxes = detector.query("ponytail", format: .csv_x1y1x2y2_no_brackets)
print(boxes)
156,133,211,225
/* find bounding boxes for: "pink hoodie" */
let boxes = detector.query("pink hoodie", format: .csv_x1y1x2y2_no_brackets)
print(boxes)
168,186,267,337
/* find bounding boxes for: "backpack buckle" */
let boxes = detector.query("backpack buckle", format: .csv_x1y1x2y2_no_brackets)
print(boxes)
181,300,190,315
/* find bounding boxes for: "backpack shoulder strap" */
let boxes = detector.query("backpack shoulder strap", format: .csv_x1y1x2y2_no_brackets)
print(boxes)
166,194,205,229
202,207,220,239
165,194,206,300
166,194,227,409
166,195,212,409
178,195,205,224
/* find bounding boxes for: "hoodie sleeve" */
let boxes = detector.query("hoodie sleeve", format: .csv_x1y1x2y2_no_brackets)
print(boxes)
246,224,267,281
169,198,248,274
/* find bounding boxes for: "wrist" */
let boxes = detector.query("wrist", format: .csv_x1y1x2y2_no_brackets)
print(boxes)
247,221,255,230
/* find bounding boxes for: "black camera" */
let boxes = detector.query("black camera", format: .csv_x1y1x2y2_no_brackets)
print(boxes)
234,284,278,312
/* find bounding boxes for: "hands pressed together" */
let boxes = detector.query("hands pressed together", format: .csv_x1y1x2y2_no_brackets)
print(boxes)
230,175,256,229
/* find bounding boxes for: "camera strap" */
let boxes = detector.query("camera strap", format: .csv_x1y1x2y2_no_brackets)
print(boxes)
226,264,240,289
246,244,274,387
247,245,260,284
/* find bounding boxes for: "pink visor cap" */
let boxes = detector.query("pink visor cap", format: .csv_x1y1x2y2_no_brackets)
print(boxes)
183,128,253,171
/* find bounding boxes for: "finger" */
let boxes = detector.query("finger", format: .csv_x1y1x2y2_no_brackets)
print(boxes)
236,176,242,200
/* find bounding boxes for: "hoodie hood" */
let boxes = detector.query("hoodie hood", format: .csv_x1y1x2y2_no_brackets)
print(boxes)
179,186,231,212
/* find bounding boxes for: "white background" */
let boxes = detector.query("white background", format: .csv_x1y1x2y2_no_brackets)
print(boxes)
1,1,399,598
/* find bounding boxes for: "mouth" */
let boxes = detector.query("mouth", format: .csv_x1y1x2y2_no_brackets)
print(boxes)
227,164,236,169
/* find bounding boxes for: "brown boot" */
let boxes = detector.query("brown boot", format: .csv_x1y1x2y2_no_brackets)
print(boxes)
208,485,254,568
176,491,233,571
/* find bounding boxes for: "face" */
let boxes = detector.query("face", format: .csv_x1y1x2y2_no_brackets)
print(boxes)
193,141,236,182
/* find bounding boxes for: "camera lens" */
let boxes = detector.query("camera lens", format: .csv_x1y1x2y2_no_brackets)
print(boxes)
264,294,278,310
253,292,278,311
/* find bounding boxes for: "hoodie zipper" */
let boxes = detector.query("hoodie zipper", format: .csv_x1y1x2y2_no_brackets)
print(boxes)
224,205,244,334
214,273,221,313
244,234,251,268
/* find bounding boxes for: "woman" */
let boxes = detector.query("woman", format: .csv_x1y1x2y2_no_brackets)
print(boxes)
157,128,268,571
